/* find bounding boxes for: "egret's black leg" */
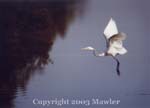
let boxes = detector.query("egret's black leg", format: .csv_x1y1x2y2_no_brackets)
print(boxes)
112,57,120,76
116,58,120,76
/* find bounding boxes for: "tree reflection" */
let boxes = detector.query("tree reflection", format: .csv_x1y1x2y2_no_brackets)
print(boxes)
0,1,85,107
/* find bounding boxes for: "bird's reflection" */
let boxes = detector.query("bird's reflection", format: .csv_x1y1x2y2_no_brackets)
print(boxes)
0,1,85,108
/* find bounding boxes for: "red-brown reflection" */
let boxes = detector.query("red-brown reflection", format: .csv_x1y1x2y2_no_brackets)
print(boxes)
0,1,85,107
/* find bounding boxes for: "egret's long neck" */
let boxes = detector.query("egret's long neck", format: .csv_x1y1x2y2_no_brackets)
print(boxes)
93,50,105,57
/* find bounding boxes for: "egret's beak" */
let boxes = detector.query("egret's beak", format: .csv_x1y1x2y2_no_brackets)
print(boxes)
81,47,95,51
81,48,88,50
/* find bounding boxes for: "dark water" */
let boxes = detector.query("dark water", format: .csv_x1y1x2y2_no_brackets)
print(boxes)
0,0,150,108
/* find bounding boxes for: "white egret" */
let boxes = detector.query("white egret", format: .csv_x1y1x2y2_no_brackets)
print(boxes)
81,18,127,76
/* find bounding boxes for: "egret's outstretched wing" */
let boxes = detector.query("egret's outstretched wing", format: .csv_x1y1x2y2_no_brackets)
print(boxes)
109,32,126,41
104,18,118,40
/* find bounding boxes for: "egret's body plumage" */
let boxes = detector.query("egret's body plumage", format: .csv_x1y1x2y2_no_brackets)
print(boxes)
82,18,127,76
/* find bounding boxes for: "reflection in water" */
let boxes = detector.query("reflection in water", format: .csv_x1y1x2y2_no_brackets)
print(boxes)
0,1,85,107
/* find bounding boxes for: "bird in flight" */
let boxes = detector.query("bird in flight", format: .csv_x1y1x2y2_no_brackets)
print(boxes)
81,18,127,76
